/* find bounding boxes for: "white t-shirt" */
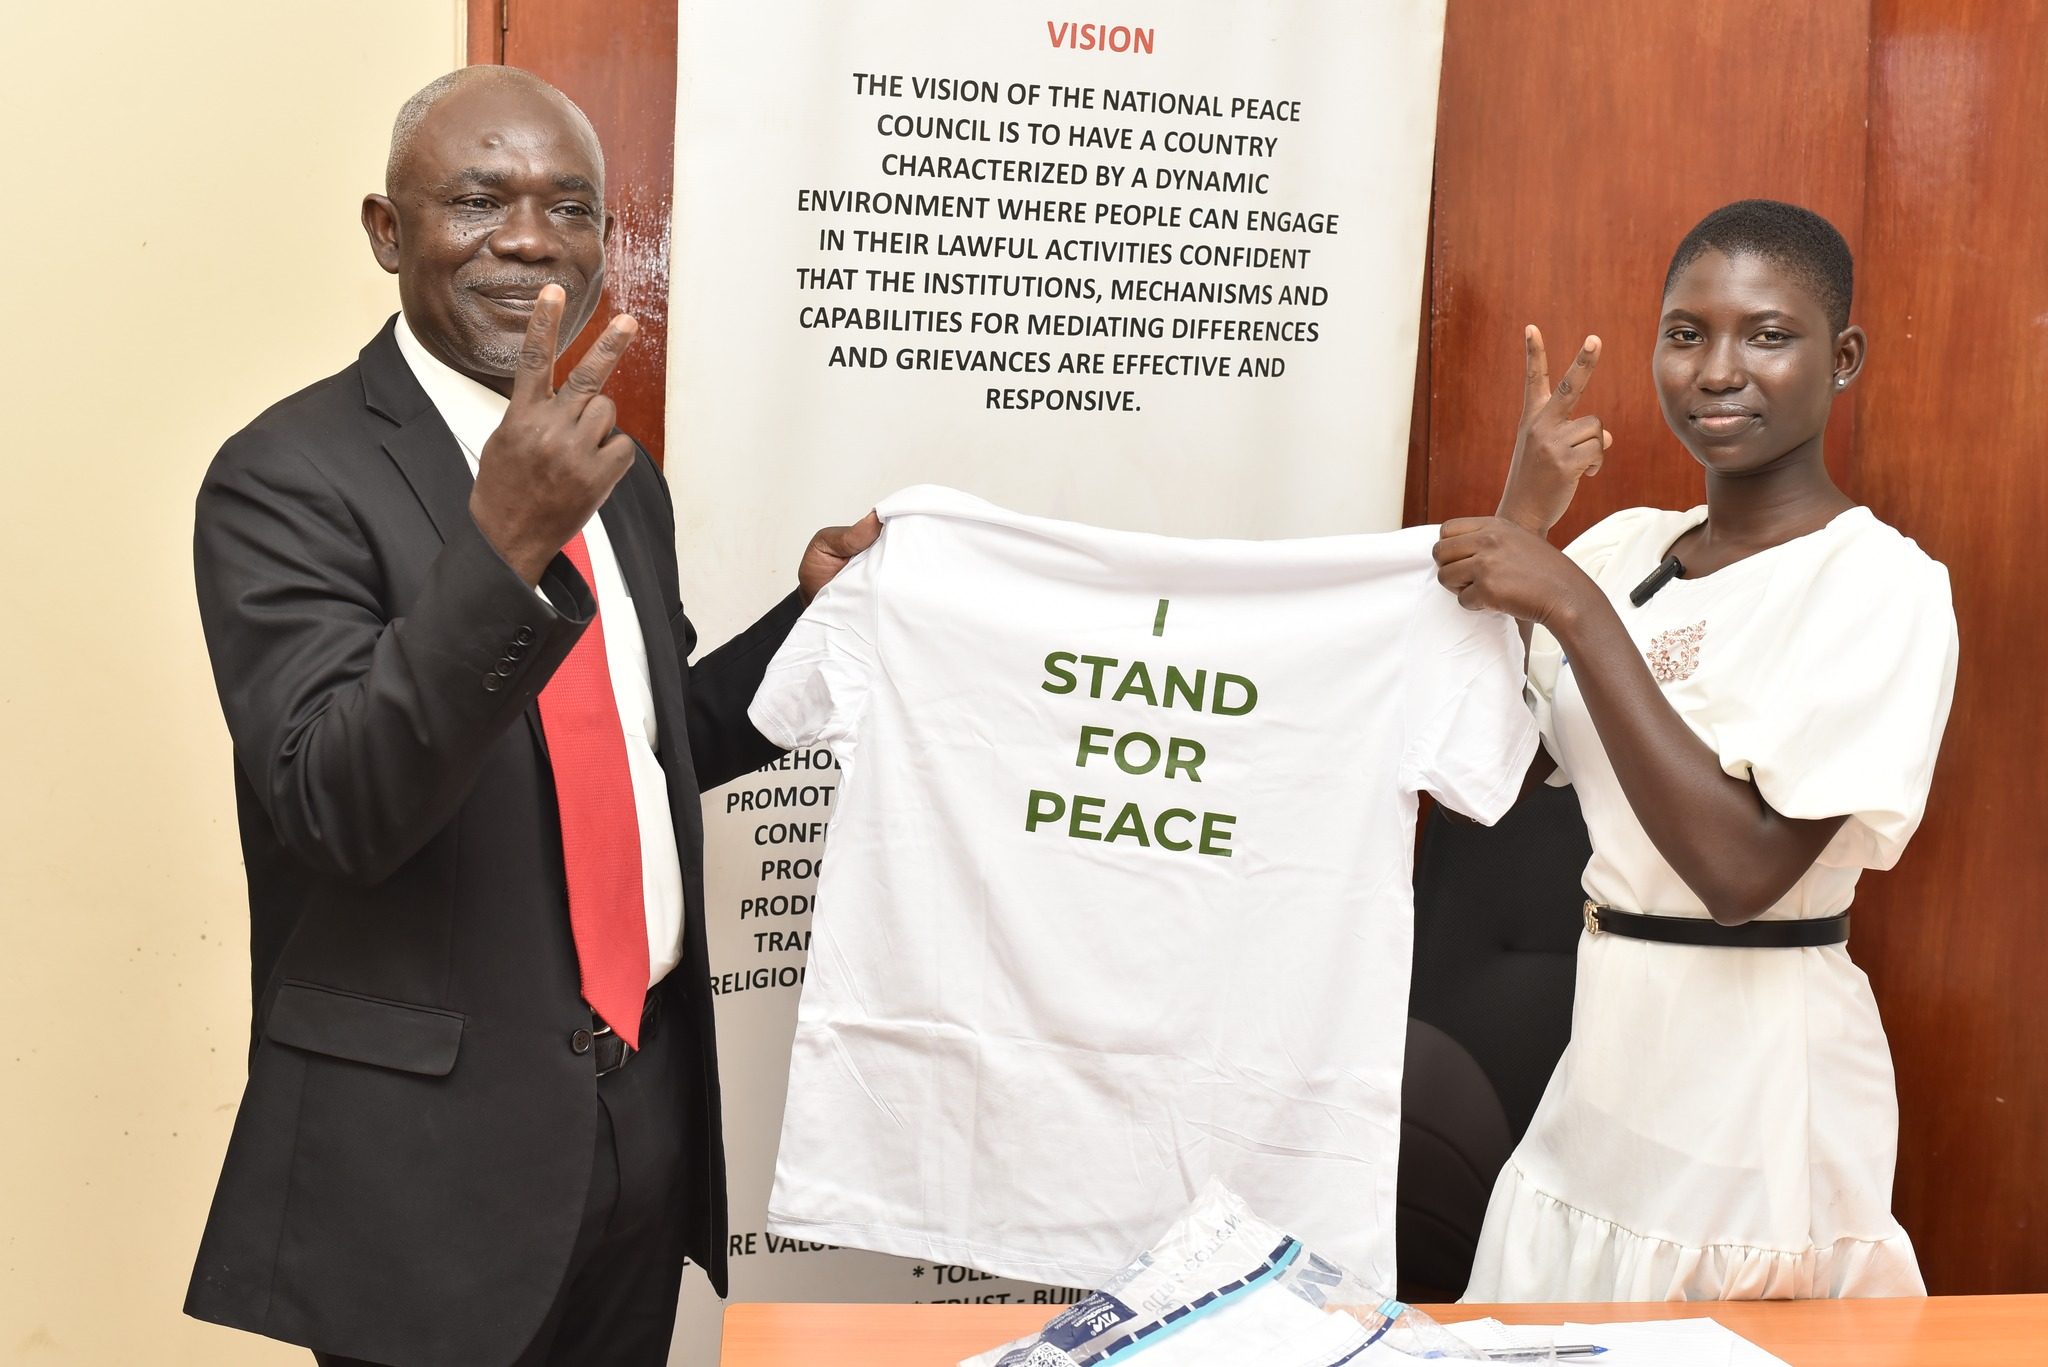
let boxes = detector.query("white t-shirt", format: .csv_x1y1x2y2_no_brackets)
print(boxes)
750,486,1537,1288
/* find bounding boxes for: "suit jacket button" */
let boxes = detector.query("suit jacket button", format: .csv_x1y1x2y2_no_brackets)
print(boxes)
514,626,536,645
482,673,505,692
570,1028,594,1055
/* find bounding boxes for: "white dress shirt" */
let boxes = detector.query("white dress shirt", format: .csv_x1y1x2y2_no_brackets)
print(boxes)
396,314,684,990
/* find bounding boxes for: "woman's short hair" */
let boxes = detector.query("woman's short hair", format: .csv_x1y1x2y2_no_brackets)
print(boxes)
1665,200,1854,333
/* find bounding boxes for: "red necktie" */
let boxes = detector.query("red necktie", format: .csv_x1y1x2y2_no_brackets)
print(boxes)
537,532,649,1049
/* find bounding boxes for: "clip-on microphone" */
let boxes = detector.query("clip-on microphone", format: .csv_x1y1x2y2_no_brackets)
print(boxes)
1629,555,1684,606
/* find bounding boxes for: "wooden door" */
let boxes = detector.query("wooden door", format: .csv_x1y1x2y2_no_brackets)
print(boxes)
1848,0,2048,1294
1422,0,2048,1294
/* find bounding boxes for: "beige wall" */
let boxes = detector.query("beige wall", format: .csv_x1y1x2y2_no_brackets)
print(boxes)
0,5,464,1362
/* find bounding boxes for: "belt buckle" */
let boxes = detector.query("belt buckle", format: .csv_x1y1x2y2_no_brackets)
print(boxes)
590,1018,633,1076
1583,899,1603,936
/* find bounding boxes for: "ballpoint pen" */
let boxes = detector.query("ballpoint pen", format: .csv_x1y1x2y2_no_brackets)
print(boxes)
1478,1347,1607,1361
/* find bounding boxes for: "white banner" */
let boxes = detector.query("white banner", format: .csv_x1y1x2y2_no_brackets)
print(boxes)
666,3,1445,1359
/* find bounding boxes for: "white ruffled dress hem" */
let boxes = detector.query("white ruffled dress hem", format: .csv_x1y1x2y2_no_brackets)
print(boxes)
1463,1160,1927,1302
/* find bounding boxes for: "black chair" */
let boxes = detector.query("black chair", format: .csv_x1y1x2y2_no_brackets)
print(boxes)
1395,783,1591,1301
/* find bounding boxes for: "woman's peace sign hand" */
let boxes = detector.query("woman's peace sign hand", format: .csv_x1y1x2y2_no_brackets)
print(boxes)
1496,326,1612,537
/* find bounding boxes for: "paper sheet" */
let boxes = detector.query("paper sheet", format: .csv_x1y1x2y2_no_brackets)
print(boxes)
1438,1316,1792,1366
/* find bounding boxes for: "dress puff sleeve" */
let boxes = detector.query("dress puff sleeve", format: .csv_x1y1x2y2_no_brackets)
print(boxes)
1695,521,1958,871
1527,507,1667,786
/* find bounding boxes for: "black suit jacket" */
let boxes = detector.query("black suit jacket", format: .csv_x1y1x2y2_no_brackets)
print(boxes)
185,317,799,1366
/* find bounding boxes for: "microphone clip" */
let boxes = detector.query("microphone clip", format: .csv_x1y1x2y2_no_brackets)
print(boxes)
1629,555,1685,607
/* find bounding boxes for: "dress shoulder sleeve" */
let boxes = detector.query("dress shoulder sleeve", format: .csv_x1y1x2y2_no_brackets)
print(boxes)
1698,528,1958,870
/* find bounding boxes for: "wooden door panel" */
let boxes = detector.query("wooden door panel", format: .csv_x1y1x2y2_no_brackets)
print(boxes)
1427,1,1869,540
1849,0,2048,1294
501,0,678,463
1429,0,2046,1293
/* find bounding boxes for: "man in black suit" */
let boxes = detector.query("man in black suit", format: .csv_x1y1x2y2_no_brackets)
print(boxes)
186,67,875,1366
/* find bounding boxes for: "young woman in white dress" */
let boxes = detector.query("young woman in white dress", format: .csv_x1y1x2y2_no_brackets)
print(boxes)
1434,200,1957,1301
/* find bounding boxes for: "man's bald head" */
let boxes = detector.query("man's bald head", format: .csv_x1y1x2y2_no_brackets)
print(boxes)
386,66,604,198
363,65,613,392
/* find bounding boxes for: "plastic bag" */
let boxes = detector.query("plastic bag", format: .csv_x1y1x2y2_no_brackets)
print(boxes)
960,1181,1482,1366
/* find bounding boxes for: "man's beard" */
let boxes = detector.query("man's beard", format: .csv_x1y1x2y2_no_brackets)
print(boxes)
464,328,526,376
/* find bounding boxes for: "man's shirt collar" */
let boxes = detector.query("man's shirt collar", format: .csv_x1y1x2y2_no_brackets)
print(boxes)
393,313,509,470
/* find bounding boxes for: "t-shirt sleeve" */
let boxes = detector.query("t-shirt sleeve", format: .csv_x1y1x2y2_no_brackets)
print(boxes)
746,534,883,757
1401,568,1542,825
1526,508,1663,788
1698,545,1958,871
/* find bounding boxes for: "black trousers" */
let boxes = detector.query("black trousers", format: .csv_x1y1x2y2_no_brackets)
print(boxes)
317,993,693,1367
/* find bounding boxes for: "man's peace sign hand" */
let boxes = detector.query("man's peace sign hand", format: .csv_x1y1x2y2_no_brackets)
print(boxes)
471,284,640,585
1496,326,1612,537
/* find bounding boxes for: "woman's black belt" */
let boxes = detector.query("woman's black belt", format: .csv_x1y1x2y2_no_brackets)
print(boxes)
1583,901,1850,948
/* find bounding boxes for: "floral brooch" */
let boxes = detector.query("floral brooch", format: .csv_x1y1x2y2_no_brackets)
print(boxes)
1646,620,1706,683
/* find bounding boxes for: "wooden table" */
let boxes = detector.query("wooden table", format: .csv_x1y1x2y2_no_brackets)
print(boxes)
722,1295,2048,1366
